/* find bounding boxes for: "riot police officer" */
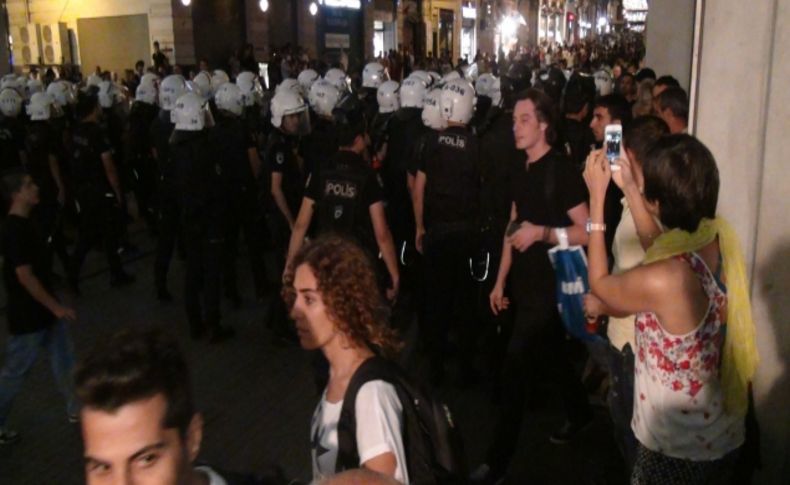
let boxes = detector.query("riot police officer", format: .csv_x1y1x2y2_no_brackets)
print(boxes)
369,80,399,170
150,74,187,301
170,92,234,343
211,82,270,304
284,106,399,300
359,62,387,124
0,87,26,173
302,79,340,180
412,78,481,385
68,92,134,291
126,80,160,231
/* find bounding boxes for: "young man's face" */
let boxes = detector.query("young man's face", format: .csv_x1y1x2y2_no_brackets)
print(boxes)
15,176,40,207
82,393,200,485
290,264,338,351
512,99,547,151
590,106,614,143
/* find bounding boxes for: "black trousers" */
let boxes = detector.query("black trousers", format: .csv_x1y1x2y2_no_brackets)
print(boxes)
128,152,158,228
486,252,592,474
183,215,223,337
71,194,124,278
421,230,478,381
154,188,182,292
223,190,269,297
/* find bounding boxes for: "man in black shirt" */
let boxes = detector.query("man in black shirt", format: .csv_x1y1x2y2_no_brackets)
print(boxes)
0,171,78,446
474,89,592,483
0,87,27,173
412,79,480,386
561,73,597,171
69,93,134,291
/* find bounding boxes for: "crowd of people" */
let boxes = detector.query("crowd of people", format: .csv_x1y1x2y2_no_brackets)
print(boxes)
0,32,759,485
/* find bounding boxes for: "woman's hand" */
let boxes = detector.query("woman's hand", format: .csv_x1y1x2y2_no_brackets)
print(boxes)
583,293,606,320
583,149,612,202
489,283,510,316
611,153,638,193
507,221,543,252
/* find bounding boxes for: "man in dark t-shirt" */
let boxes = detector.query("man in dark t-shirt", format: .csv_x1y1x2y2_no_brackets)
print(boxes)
0,172,78,446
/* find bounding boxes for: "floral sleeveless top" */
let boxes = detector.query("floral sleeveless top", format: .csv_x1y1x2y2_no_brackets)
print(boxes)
631,252,743,460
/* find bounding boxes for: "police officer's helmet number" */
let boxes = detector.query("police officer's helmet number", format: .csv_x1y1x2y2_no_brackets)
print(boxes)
444,83,467,97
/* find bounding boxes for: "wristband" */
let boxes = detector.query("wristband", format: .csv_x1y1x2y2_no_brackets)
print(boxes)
555,227,569,248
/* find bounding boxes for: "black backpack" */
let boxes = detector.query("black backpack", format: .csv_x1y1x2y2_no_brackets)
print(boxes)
335,356,468,484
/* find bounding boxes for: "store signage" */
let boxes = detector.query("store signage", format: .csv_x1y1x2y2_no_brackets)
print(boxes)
325,33,351,48
462,7,477,19
321,0,361,9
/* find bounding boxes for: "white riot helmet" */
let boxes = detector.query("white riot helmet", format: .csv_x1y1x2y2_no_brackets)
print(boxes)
160,74,187,110
270,90,309,134
171,92,213,131
98,80,122,108
26,79,44,98
399,77,427,109
362,62,387,89
428,71,442,85
27,92,54,121
422,88,447,131
0,88,23,118
47,80,76,108
191,71,212,100
324,68,349,94
441,70,462,84
135,82,158,105
214,82,244,116
475,73,502,107
140,73,160,88
440,79,476,125
210,69,230,95
408,70,432,88
594,68,614,96
276,78,304,98
236,71,263,107
297,69,319,92
463,63,480,82
308,79,341,118
376,80,400,114
86,74,102,89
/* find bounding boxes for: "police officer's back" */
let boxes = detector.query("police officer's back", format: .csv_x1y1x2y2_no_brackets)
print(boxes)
0,88,26,172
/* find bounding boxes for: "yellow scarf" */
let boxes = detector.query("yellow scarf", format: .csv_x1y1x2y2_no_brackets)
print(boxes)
644,217,758,417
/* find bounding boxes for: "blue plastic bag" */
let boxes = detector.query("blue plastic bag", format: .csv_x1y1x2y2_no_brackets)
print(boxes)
547,242,602,342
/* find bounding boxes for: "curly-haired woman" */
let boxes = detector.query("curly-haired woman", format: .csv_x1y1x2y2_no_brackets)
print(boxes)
282,235,407,484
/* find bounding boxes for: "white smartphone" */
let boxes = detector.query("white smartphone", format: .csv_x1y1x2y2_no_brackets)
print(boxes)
604,124,622,171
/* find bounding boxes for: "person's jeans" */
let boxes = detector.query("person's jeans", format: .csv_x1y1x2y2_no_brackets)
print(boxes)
0,321,79,427
608,343,638,475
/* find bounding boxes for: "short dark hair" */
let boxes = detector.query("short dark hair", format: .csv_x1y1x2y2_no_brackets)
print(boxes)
563,73,595,114
623,115,669,164
654,75,680,90
657,87,689,122
635,68,657,83
74,327,195,438
75,92,99,120
1,169,29,202
642,134,719,232
594,93,632,126
516,88,559,144
135,60,144,69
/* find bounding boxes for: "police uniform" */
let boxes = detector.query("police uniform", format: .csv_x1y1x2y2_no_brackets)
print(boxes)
300,116,338,184
210,110,270,301
126,100,160,229
418,124,481,383
358,88,379,128
69,120,128,286
170,128,231,341
0,115,26,172
304,149,385,258
150,109,181,298
381,107,424,256
25,119,69,268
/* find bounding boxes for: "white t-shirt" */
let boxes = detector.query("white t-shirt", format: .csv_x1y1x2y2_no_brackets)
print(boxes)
194,466,228,485
310,380,409,484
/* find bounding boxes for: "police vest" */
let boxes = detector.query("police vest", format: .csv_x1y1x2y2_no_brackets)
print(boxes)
423,128,481,231
315,160,373,249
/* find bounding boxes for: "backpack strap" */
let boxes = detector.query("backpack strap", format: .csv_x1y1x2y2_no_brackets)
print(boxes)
335,356,401,473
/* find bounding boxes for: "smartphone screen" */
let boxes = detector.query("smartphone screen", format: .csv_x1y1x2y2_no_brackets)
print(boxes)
605,124,622,170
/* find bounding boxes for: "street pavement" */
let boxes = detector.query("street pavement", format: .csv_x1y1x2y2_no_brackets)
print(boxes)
0,224,627,485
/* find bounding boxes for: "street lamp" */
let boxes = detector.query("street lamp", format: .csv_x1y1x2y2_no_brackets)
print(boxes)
181,0,191,6
259,0,269,12
309,2,318,16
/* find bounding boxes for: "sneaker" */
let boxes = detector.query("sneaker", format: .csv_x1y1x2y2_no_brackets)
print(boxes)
0,428,20,445
549,418,593,445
